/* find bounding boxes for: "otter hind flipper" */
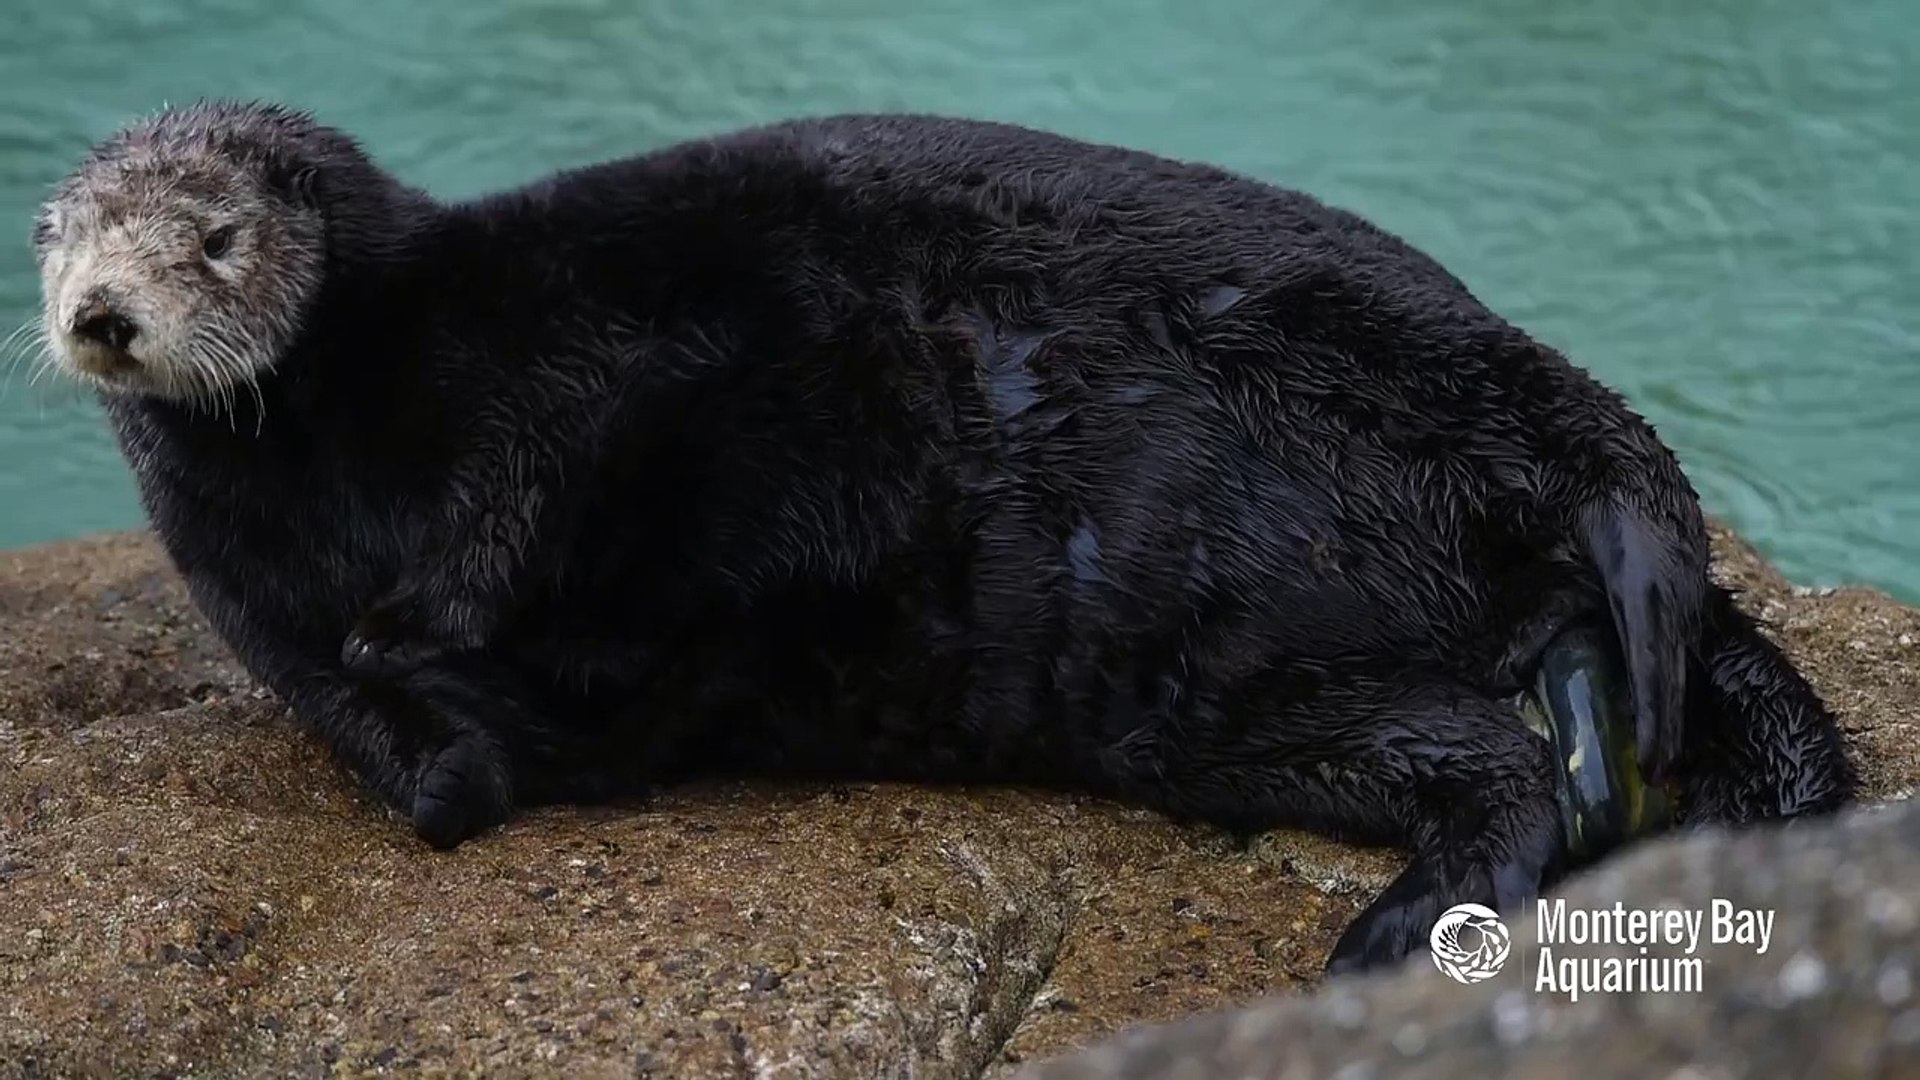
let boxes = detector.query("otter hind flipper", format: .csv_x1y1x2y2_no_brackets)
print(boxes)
1676,584,1857,823
1579,498,1708,783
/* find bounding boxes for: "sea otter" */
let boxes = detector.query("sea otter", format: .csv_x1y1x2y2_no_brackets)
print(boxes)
30,99,1856,974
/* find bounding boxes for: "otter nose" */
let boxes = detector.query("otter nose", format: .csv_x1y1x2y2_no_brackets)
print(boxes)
74,304,139,352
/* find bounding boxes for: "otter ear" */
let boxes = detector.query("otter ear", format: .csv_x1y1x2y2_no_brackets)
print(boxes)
267,161,322,210
289,166,321,209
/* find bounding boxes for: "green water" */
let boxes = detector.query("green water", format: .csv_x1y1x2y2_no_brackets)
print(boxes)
1,0,1914,599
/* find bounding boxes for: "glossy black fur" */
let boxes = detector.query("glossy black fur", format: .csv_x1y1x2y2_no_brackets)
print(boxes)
94,105,1856,974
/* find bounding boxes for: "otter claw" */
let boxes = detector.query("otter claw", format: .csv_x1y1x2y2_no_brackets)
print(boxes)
342,627,402,674
341,631,377,670
342,583,448,676
341,625,449,676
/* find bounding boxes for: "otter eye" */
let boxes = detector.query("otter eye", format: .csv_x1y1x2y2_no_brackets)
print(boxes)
202,226,234,260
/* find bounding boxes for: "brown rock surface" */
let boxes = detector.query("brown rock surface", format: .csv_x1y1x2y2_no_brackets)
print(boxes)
0,522,1913,1077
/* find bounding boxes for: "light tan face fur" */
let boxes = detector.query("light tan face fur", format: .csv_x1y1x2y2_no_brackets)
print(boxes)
32,143,325,408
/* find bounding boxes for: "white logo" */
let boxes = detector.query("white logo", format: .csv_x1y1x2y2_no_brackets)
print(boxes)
1429,902,1512,983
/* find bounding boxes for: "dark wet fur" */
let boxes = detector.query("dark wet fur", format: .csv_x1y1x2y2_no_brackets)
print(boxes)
89,103,1857,974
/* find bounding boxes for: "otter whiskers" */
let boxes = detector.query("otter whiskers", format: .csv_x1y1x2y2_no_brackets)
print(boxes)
0,318,53,390
2,317,84,409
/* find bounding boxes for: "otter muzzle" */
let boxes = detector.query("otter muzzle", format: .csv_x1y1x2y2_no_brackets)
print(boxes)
73,301,140,353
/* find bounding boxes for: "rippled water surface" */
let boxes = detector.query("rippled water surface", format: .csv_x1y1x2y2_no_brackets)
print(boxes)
1,0,1914,598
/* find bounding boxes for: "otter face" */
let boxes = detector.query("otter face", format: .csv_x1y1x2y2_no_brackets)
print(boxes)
33,133,326,406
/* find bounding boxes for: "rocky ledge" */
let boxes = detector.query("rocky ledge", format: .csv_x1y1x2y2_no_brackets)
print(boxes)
1,524,1915,1078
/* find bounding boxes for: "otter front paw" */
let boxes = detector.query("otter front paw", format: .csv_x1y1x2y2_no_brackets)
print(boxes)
343,581,495,678
342,586,446,677
412,734,514,850
342,624,448,677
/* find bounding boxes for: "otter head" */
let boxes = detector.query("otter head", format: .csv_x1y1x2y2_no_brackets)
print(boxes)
30,100,353,405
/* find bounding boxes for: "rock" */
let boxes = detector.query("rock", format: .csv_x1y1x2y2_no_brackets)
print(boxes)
1015,795,1920,1080
0,522,1914,1077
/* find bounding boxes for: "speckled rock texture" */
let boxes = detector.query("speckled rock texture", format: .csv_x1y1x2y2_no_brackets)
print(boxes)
1,523,1915,1078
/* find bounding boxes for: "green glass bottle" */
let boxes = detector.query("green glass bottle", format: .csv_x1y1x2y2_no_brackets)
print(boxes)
1510,620,1677,866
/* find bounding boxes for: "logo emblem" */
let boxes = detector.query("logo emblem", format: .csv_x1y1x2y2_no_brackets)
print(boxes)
1429,902,1511,983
